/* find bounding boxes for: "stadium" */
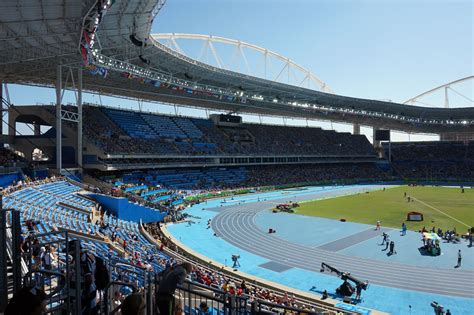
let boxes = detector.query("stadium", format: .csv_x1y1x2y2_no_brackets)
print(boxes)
0,0,473,314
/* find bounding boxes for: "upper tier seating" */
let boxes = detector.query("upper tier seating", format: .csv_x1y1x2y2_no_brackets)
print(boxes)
141,113,187,139
172,117,203,139
104,109,159,139
84,105,376,157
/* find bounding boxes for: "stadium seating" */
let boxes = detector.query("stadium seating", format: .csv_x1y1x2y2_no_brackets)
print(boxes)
104,109,159,139
4,179,170,276
108,167,248,191
244,163,391,186
386,141,474,181
3,177,338,314
140,113,188,139
172,117,203,139
83,105,377,157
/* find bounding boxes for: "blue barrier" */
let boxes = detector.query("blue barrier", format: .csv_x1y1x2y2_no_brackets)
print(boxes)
85,193,166,223
0,172,23,188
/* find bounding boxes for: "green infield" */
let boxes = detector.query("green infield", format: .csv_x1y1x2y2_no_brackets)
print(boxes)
295,186,474,233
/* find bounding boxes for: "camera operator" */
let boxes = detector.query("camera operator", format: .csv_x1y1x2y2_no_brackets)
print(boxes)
431,301,445,315
231,255,240,268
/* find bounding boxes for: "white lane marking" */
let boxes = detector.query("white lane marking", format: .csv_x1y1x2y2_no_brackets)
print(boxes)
411,196,472,228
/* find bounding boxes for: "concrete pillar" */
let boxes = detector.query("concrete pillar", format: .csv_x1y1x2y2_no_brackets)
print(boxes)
0,82,3,141
8,107,15,137
353,123,360,135
373,127,380,148
34,124,41,136
56,65,62,172
77,68,83,170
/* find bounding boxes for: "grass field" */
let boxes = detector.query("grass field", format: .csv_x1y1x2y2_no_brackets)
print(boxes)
295,186,474,233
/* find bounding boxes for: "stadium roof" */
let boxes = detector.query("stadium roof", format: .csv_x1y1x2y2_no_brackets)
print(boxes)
1,0,473,134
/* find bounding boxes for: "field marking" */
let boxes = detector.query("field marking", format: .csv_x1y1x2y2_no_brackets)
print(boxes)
411,196,472,228
298,185,398,205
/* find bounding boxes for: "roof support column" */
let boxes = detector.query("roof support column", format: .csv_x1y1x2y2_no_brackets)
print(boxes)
444,86,449,108
56,65,62,172
353,123,360,135
77,68,83,171
372,127,380,148
0,82,3,145
34,124,41,136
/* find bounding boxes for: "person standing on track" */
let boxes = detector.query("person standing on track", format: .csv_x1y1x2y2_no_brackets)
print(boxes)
381,232,389,245
455,250,462,268
375,220,381,231
384,237,390,251
388,241,396,255
401,222,407,236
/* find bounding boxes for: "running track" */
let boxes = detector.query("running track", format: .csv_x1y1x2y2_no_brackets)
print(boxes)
211,199,474,298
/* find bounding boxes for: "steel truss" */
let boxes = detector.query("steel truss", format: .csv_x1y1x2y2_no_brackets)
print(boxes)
153,33,333,93
55,65,83,172
404,76,474,108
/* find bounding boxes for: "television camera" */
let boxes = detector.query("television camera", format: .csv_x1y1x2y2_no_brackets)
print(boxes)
320,262,368,297
231,254,240,268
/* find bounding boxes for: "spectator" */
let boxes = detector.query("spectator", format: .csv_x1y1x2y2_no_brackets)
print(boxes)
120,292,146,315
65,240,99,315
156,262,193,315
113,291,124,309
41,245,55,270
5,286,46,315
198,301,211,315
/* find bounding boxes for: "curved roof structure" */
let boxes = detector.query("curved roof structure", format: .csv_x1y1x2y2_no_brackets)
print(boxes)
1,0,473,134
152,33,334,93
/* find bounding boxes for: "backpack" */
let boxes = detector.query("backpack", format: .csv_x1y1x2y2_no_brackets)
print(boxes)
94,256,110,290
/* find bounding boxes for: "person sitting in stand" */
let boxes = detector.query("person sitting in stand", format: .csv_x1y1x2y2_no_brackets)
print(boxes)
198,301,211,315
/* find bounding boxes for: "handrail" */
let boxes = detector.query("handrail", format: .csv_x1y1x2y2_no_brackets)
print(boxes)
23,269,66,299
5,229,28,276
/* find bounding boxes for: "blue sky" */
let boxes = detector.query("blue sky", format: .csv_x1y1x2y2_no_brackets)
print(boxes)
5,0,473,141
